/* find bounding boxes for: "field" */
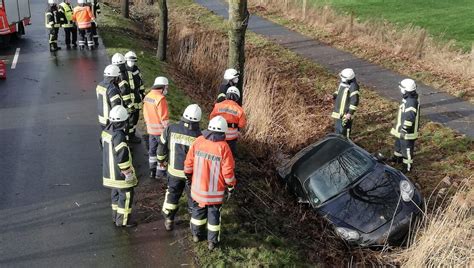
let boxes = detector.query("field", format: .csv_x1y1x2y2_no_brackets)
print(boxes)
309,0,474,50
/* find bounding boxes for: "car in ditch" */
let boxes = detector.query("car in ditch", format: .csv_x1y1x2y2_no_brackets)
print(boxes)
278,134,423,247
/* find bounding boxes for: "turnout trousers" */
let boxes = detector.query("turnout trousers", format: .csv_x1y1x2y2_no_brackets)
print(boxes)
48,28,59,50
226,139,237,157
78,28,94,49
394,138,415,171
63,26,77,46
128,109,140,137
148,134,166,177
162,176,193,221
91,21,99,46
190,202,222,244
111,187,135,226
335,118,353,139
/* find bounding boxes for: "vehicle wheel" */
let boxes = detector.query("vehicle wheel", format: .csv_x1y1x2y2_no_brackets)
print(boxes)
11,22,24,40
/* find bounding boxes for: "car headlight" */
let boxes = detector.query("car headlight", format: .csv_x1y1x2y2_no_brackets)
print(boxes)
400,180,414,202
335,227,360,241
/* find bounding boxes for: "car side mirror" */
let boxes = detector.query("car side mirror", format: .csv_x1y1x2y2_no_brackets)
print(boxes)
374,152,386,162
297,197,310,204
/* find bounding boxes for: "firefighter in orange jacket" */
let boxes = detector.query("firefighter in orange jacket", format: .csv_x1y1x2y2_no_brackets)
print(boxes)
184,116,237,251
143,76,170,180
72,0,95,50
210,86,247,156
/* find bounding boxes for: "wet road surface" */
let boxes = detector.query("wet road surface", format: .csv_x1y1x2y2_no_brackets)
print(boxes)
0,1,190,267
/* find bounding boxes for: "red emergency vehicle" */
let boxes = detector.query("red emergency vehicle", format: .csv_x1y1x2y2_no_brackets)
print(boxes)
0,0,31,44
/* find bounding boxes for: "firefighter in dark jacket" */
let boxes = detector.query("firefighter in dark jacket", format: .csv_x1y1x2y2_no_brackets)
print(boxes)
86,0,100,46
96,65,123,129
331,68,360,138
390,79,420,172
111,53,137,142
101,105,138,227
216,68,241,105
124,51,145,143
45,0,64,52
58,0,77,49
158,104,203,231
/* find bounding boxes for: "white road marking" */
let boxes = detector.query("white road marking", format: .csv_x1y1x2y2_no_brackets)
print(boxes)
11,48,20,69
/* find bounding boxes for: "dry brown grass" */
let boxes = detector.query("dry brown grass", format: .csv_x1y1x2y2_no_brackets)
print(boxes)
251,0,474,101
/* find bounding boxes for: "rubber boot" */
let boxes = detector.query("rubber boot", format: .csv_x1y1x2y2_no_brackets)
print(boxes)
149,169,156,180
164,219,174,231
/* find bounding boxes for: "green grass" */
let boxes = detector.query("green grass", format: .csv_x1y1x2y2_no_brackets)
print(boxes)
309,0,474,50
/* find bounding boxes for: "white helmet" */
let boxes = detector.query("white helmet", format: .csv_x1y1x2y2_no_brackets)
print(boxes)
103,64,120,77
340,68,355,82
208,116,228,133
111,53,126,65
224,68,239,81
124,51,137,62
226,86,241,98
399,79,417,94
183,104,202,122
77,0,86,4
109,105,129,122
48,0,57,4
152,76,169,88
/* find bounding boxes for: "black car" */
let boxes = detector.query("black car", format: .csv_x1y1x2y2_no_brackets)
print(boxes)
278,134,423,247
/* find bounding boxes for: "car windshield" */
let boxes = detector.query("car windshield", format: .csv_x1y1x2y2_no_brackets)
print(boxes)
304,148,375,204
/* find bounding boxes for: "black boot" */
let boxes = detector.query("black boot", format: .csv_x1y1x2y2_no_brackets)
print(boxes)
66,44,71,49
149,169,156,180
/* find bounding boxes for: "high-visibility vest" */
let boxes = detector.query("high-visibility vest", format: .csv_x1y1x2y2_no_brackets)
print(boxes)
210,99,247,141
390,94,420,140
143,90,169,135
101,127,137,189
72,5,94,29
184,135,236,206
96,81,123,127
59,2,74,28
157,121,202,179
331,81,360,119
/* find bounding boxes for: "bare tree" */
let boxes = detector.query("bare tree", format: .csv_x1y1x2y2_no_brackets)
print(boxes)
157,0,168,61
121,0,129,18
228,0,249,96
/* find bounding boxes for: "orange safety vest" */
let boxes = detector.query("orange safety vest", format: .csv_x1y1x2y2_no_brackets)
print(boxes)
72,5,94,29
210,100,247,141
143,90,169,136
184,136,236,206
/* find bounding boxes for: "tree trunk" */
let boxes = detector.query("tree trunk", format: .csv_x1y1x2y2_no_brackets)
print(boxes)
228,0,249,98
121,0,129,18
157,0,168,61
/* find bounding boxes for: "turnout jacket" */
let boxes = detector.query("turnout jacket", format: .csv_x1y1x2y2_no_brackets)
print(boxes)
331,79,360,119
45,6,63,29
157,120,202,179
390,92,420,140
96,78,123,127
184,131,236,206
143,90,169,135
117,66,133,111
216,80,242,106
86,0,101,17
210,99,247,141
59,2,74,28
125,65,145,109
72,5,94,29
101,125,137,189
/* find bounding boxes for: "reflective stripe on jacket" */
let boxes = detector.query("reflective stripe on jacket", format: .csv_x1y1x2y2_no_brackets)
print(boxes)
96,81,123,127
210,99,247,141
331,80,360,119
143,90,169,135
117,71,134,110
45,11,61,28
72,5,94,29
390,93,420,140
126,65,145,109
101,127,137,189
184,136,236,206
59,2,74,28
157,121,202,179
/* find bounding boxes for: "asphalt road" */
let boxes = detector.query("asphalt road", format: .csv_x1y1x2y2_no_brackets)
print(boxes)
0,2,189,267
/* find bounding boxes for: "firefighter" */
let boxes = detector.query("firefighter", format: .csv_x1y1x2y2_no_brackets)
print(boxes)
124,51,145,143
58,0,77,49
216,68,240,105
72,0,95,50
158,104,203,231
86,0,100,46
101,105,138,228
111,53,137,142
331,68,360,139
390,79,420,172
210,86,247,156
184,115,236,251
45,0,63,52
144,76,170,179
96,64,123,129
